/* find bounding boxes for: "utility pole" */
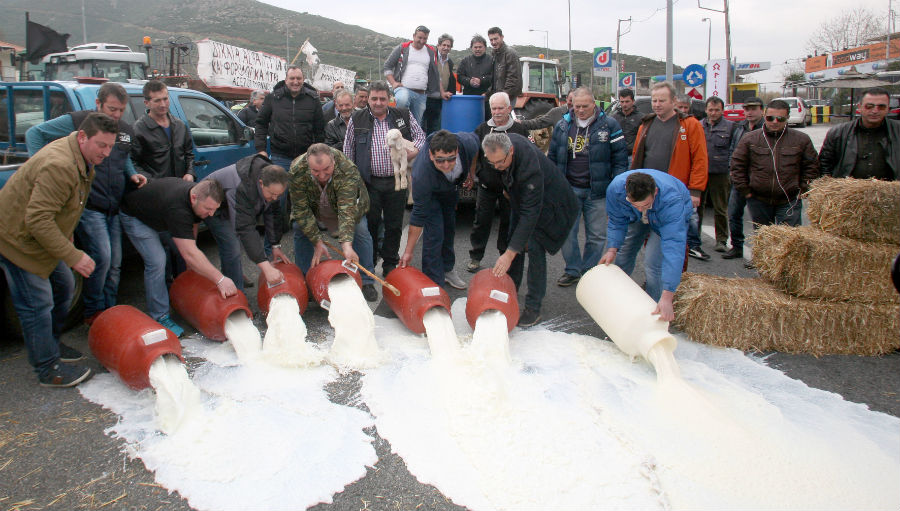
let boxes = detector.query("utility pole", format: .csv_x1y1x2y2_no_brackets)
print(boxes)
699,0,733,84
567,0,573,89
702,17,711,61
82,0,87,44
615,17,632,96
666,0,673,82
888,0,892,60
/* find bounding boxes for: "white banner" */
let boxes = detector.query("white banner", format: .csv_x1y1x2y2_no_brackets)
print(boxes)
705,59,728,101
312,64,356,93
196,39,286,91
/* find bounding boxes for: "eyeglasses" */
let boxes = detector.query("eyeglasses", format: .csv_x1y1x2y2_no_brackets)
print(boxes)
433,155,457,163
486,151,511,167
765,115,788,122
863,103,889,111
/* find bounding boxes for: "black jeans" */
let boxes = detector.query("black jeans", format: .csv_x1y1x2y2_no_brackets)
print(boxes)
366,176,408,269
727,186,747,249
469,184,510,262
422,97,443,135
507,236,548,314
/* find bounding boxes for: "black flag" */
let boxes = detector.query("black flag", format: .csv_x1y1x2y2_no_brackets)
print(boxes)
25,16,70,64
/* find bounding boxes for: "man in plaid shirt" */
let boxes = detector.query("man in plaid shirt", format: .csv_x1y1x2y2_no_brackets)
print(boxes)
344,81,425,276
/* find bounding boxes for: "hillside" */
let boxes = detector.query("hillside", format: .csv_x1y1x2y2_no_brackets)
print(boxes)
0,0,680,82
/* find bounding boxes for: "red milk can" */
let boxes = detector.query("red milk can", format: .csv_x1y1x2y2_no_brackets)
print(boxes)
88,305,184,390
383,266,451,335
169,270,252,341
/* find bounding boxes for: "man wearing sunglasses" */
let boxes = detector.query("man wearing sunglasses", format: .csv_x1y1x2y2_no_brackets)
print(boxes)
730,99,819,231
819,87,899,181
400,130,480,289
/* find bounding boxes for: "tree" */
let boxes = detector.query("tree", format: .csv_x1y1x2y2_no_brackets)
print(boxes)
806,8,886,55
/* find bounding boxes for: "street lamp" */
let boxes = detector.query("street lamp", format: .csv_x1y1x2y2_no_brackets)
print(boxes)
529,29,549,58
702,17,711,61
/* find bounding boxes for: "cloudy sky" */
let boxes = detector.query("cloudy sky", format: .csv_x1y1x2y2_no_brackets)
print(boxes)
259,0,887,91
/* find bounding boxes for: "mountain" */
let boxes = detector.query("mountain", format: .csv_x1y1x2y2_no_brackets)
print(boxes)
0,0,680,82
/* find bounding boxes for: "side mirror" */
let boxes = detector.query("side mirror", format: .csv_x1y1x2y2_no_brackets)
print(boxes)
240,125,254,143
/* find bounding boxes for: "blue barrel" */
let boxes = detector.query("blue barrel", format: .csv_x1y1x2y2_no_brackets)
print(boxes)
441,95,485,133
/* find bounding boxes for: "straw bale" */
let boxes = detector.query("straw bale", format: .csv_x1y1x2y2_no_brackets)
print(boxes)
673,272,900,356
752,225,899,304
805,177,900,244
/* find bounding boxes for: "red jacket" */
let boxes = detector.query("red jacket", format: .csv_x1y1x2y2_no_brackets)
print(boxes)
631,112,708,196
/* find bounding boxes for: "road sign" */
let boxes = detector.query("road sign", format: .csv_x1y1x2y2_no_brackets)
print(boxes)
705,59,728,101
593,47,612,69
686,87,703,100
618,72,636,89
682,64,706,87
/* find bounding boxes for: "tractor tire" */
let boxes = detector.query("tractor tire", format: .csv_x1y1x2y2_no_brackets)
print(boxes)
516,98,554,120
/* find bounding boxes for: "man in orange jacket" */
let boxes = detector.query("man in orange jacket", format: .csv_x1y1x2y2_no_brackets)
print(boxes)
617,82,708,280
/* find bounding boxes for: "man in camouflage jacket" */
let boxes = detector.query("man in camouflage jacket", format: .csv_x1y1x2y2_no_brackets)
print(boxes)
289,143,378,300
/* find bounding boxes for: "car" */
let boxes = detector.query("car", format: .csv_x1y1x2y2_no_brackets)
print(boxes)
771,96,812,127
724,103,745,122
0,78,257,338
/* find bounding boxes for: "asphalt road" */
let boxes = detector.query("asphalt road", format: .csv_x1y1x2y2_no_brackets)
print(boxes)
2,124,898,511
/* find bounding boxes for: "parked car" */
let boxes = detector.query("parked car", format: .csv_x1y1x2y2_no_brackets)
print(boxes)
0,78,257,337
771,96,812,126
724,103,745,122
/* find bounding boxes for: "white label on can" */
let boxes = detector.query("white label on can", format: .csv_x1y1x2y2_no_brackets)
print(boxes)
342,260,358,273
421,286,440,297
321,299,331,310
142,328,168,345
489,290,509,303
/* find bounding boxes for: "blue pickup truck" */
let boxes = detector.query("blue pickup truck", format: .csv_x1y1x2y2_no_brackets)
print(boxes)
0,79,257,336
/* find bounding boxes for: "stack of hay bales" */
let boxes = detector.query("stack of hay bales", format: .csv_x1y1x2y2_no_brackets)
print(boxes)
674,177,900,356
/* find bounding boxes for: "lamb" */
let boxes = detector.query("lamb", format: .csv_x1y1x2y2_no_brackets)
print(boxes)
385,128,417,192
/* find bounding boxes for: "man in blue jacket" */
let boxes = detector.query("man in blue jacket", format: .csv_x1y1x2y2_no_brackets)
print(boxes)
400,130,479,289
599,169,693,321
548,87,628,287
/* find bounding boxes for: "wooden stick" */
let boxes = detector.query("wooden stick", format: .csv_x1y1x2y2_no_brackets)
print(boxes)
320,239,401,296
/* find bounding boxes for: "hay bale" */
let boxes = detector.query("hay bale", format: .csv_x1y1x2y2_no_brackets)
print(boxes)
673,272,900,356
805,177,900,244
753,225,899,304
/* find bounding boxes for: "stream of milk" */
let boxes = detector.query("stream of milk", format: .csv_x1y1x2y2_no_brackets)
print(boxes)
262,294,324,367
325,276,383,369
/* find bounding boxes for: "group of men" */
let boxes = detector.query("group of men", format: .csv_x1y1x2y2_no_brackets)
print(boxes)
3,15,897,389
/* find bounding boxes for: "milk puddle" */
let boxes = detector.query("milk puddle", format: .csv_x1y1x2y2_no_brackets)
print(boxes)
324,275,383,369
361,298,900,510
80,337,376,511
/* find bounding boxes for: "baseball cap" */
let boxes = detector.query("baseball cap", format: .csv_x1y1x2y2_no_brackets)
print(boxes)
743,97,763,107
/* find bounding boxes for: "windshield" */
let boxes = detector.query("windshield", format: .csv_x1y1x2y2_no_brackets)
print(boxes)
46,60,145,82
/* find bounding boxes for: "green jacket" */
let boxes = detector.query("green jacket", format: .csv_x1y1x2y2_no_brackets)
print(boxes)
0,133,93,277
289,147,369,244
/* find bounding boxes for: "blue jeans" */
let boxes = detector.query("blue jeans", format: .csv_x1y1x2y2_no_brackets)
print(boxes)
687,207,701,248
727,186,747,249
204,213,244,292
507,237,548,313
420,189,458,287
393,87,427,124
746,197,802,227
561,187,607,277
120,213,170,321
0,255,74,376
293,218,375,285
613,222,665,301
74,209,122,318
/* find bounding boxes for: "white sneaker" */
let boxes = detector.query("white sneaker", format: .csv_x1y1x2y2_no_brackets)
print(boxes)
444,270,467,290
